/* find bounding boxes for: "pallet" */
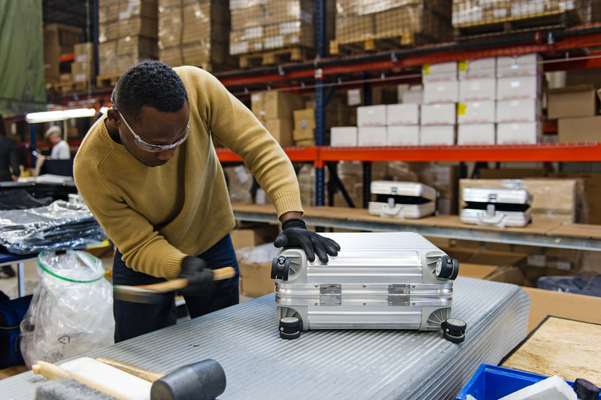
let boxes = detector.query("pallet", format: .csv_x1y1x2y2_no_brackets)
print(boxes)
96,75,120,89
48,80,89,94
238,47,311,68
455,10,582,39
329,32,427,56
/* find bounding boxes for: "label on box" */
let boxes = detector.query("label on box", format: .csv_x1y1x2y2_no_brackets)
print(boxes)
458,61,468,72
348,89,362,106
423,64,431,76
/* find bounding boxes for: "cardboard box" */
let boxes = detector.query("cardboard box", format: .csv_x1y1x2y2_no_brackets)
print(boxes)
74,42,94,64
231,227,278,250
251,91,304,123
420,125,455,146
548,86,598,119
496,99,541,123
331,127,358,147
293,108,315,140
459,58,496,80
497,76,541,100
497,122,541,144
459,78,496,101
458,123,495,145
402,85,423,104
459,178,582,223
387,125,420,146
386,103,420,125
358,126,387,146
357,105,387,127
558,116,601,143
458,101,496,124
423,80,459,104
347,88,362,106
265,118,293,146
497,53,541,78
421,103,456,125
423,62,458,82
239,262,275,298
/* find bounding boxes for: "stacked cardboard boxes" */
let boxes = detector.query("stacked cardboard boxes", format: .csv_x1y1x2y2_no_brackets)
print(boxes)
453,0,590,28
421,62,458,145
44,24,83,84
229,0,325,58
251,90,304,146
334,0,452,49
548,85,601,143
158,0,232,70
98,0,158,77
71,43,95,84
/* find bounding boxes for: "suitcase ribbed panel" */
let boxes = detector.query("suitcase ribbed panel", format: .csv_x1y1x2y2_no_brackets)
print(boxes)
0,278,529,400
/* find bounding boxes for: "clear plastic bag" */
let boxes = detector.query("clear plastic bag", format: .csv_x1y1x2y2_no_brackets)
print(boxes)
20,251,115,367
237,243,280,264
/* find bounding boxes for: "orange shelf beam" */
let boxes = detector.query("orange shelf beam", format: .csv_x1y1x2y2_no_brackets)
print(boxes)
217,147,319,163
319,144,601,163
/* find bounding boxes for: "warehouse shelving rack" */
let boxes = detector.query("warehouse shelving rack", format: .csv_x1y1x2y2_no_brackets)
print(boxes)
39,2,601,213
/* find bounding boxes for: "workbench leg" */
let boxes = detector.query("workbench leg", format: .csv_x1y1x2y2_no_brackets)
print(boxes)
17,262,25,298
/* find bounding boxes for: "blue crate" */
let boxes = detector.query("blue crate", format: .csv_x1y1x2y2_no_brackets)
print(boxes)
456,364,601,400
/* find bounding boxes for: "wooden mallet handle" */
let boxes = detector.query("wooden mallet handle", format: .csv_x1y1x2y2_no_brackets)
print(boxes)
96,358,163,382
135,266,236,293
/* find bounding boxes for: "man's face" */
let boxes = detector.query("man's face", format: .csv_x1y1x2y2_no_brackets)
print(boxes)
112,100,190,167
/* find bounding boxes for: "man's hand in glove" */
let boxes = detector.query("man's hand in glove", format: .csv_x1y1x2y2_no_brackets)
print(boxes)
274,218,341,263
179,256,213,296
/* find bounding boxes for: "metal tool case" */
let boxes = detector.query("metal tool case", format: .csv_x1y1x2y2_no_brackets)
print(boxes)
271,232,465,342
368,181,437,219
460,187,532,227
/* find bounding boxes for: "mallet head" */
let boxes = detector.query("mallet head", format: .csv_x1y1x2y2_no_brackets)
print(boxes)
150,359,226,400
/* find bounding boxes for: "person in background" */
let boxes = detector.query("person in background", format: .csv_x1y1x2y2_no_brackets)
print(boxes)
45,126,71,160
0,115,19,279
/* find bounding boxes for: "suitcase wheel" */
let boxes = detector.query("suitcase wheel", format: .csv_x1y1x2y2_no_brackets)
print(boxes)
279,316,302,340
441,318,466,344
271,256,290,281
435,256,459,280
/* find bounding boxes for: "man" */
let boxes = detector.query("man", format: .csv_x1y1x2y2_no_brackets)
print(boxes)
0,116,19,279
74,61,340,342
45,126,70,159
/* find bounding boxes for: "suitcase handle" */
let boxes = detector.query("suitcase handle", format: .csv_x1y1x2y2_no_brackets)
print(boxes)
476,211,506,226
380,204,404,217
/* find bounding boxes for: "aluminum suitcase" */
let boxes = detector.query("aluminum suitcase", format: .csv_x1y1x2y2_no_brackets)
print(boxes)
368,181,437,219
271,232,465,342
460,187,532,228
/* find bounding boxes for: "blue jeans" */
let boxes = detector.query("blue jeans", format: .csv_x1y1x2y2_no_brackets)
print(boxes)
112,235,239,342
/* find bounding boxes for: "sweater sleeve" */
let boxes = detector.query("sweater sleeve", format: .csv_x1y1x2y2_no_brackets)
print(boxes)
186,67,303,217
74,158,186,279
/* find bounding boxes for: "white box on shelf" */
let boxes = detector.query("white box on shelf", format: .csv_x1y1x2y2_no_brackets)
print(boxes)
458,124,496,145
458,101,496,124
387,125,420,146
397,84,410,103
387,103,420,125
421,103,456,125
402,87,423,104
459,78,496,101
347,88,362,106
459,58,496,80
497,76,541,100
330,127,358,147
357,105,387,127
358,126,387,146
423,80,459,104
496,99,541,123
497,122,541,144
497,54,542,78
422,62,458,82
420,125,456,146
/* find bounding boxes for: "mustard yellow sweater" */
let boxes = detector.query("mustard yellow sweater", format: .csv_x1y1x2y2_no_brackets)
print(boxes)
74,66,302,278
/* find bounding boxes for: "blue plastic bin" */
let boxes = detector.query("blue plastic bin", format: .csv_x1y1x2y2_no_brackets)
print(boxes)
456,364,601,400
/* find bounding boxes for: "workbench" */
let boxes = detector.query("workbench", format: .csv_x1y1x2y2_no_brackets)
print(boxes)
0,278,529,400
233,204,601,252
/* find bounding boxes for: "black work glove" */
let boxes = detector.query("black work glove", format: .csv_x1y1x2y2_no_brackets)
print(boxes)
179,256,213,296
274,219,341,263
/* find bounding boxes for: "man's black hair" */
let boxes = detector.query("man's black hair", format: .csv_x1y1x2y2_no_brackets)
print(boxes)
113,60,188,120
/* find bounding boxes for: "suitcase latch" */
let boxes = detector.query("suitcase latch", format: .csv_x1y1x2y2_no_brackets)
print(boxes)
319,284,342,306
388,284,410,306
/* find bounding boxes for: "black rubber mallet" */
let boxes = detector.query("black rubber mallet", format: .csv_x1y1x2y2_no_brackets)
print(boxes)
150,359,226,400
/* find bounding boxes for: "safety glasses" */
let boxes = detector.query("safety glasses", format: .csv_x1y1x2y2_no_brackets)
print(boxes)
118,110,190,153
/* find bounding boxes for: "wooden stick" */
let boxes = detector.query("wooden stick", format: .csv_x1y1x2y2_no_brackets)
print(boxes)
96,358,163,382
135,266,236,293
